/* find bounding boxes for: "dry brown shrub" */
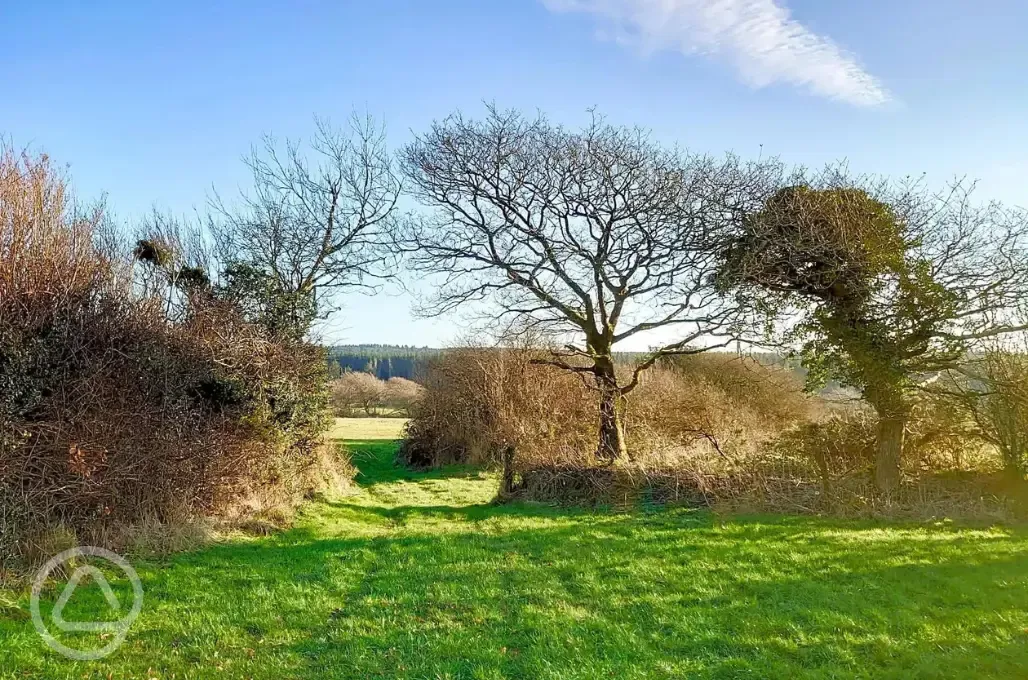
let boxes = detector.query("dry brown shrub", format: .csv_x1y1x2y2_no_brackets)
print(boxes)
15,525,79,574
403,350,811,468
403,345,1019,520
627,354,812,465
400,348,815,503
0,145,351,566
383,377,423,416
759,401,1016,520
399,346,595,469
328,374,423,418
951,348,1028,479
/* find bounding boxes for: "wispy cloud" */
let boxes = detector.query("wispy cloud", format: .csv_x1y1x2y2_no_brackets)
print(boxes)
542,0,890,107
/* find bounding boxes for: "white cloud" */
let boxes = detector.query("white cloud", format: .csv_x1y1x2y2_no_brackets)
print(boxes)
542,0,890,107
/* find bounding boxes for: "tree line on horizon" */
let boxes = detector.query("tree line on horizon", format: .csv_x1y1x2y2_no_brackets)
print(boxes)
324,344,796,384
326,345,439,381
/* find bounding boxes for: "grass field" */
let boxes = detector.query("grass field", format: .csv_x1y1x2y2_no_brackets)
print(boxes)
1,418,1027,678
328,416,407,441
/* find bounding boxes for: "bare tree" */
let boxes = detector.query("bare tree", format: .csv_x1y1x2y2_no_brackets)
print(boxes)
399,107,774,461
940,334,1028,481
210,114,401,338
383,376,424,416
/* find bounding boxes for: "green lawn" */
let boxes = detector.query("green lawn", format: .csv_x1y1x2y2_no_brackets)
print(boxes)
2,419,1027,678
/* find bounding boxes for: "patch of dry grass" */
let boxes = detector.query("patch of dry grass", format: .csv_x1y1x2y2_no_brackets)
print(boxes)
329,417,408,442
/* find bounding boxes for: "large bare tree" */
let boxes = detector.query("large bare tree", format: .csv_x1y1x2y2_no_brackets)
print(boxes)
210,114,401,338
399,107,774,461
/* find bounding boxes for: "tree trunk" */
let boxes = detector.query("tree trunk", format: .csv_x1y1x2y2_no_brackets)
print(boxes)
865,381,909,496
595,361,627,462
874,413,906,495
500,444,517,495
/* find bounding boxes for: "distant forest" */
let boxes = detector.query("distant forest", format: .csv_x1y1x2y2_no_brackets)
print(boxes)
327,345,798,383
327,345,440,380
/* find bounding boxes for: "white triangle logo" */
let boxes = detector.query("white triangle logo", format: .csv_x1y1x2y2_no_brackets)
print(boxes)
51,566,123,633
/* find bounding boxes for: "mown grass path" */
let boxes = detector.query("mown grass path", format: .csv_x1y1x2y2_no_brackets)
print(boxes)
2,420,1028,679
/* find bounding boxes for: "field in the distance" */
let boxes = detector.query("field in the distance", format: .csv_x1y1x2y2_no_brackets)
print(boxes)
328,416,407,441
1,417,1026,678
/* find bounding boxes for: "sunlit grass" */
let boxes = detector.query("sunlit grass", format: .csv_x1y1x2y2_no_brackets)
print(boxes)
1,420,1026,678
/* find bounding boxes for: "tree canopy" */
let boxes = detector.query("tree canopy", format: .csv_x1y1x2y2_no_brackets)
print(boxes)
399,106,777,460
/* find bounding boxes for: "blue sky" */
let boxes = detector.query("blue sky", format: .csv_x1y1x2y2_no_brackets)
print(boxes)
3,0,1026,347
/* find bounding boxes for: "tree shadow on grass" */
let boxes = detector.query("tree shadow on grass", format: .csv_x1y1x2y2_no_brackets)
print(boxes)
342,438,484,488
39,515,1028,677
282,518,1028,679
193,442,1028,678
10,442,1026,678
7,498,1027,679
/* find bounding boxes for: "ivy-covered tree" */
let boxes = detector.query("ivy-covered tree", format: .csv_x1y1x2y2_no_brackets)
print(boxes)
719,174,1028,492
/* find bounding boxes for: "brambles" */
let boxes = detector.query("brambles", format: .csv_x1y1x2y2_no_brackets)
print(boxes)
401,348,809,504
401,345,1018,519
398,346,595,470
0,145,349,566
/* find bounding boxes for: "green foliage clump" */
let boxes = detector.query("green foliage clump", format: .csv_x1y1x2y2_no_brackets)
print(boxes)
217,262,318,341
720,174,1028,492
